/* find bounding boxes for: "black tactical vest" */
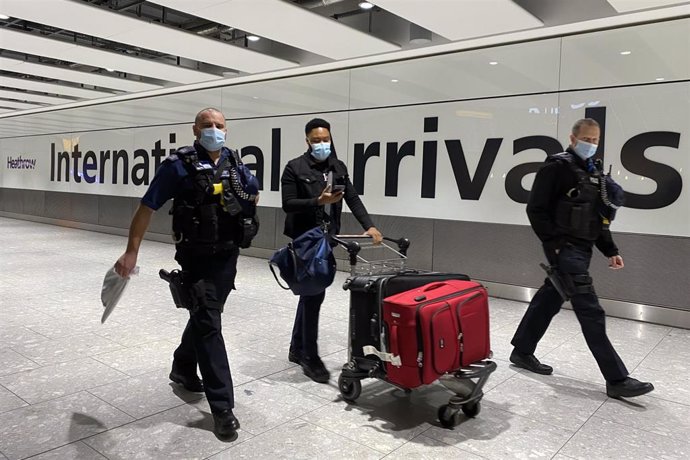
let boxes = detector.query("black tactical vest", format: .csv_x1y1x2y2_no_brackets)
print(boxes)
551,153,602,241
171,146,242,254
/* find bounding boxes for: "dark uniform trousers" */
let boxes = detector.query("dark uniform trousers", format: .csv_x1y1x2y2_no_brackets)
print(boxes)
511,243,629,382
291,290,326,359
172,249,239,414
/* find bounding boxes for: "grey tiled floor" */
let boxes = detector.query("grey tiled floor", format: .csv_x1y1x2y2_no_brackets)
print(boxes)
1,217,689,459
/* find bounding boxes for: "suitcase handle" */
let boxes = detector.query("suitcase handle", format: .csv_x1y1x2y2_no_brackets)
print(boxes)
421,281,448,292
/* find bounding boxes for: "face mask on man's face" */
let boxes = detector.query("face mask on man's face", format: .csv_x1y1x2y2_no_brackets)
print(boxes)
572,139,598,161
199,127,226,151
310,142,331,161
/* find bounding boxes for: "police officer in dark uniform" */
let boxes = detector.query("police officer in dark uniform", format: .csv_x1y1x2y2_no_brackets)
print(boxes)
115,107,257,440
281,118,382,383
510,118,654,399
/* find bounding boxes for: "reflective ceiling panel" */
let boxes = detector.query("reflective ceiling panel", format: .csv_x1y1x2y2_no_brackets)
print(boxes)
1,0,297,73
150,0,401,60
0,57,162,93
606,0,689,12
0,28,220,84
0,89,77,105
373,0,543,40
0,75,113,99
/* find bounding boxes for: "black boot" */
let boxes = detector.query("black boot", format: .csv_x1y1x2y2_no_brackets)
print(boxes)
169,370,204,393
509,349,553,375
213,409,240,441
606,377,654,399
301,356,330,383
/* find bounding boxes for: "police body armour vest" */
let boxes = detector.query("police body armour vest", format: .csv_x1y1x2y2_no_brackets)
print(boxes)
550,152,602,241
171,146,242,252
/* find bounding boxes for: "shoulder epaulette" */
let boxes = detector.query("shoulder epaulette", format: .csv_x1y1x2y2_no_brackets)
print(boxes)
546,152,572,163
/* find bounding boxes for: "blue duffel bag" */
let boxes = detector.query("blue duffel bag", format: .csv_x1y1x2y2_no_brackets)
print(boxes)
269,226,337,296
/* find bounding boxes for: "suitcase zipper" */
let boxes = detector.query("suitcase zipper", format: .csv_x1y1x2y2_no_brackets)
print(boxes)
414,285,482,370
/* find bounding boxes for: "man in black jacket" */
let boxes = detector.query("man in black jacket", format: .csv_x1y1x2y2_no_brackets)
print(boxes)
510,118,654,399
281,117,382,383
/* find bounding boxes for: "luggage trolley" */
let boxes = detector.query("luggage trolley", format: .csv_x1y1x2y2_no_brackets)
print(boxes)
331,235,497,428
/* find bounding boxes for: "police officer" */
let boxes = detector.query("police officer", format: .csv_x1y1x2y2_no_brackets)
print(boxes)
115,107,256,440
509,118,653,399
281,118,382,383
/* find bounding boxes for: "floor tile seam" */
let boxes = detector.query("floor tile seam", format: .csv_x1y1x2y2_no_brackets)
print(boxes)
1,348,44,373
645,392,690,408
478,396,601,434
236,375,336,405
21,441,108,460
84,387,193,422
3,352,132,376
293,414,394,456
587,413,690,444
0,382,30,413
588,403,690,444
380,431,490,460
548,396,607,459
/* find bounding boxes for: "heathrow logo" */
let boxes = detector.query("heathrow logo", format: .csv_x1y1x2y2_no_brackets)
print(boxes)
6,155,37,170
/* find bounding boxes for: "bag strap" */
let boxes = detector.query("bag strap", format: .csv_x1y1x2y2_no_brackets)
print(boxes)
269,243,300,291
269,263,292,291
212,155,231,183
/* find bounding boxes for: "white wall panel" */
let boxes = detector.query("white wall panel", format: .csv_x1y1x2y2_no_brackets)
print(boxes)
349,39,561,109
220,71,351,118
560,18,690,89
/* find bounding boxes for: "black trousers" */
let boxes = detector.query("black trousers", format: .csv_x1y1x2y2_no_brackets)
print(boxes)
290,290,326,360
511,243,628,382
172,249,238,413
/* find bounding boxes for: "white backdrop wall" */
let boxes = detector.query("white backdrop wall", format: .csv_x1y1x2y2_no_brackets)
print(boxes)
1,18,689,313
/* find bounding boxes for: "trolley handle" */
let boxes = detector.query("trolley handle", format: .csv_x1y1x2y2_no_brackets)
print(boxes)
333,234,410,256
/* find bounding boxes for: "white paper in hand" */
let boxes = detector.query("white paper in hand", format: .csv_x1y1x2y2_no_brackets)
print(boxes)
101,265,138,323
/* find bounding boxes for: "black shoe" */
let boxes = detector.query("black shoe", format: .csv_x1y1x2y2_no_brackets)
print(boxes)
509,349,553,375
606,377,654,399
301,356,331,384
288,350,301,364
169,371,204,393
213,409,240,441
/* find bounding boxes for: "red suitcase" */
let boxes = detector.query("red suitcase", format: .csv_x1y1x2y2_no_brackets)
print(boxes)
382,280,490,388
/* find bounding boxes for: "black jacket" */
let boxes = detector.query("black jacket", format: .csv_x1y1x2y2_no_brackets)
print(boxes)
527,148,618,257
281,151,374,239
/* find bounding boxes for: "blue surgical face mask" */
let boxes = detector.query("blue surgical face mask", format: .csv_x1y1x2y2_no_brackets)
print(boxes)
572,139,598,160
310,142,331,161
199,127,226,152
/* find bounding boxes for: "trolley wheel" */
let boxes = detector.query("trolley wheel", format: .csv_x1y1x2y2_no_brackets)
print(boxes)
437,404,458,428
338,375,362,402
462,401,481,418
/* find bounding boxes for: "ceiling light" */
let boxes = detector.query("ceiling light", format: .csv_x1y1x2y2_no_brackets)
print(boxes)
620,50,632,55
105,68,115,72
0,14,10,20
246,35,260,42
655,77,665,81
489,61,498,65
390,79,398,83
359,2,375,10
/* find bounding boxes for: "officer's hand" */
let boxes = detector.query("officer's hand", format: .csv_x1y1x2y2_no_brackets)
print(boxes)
254,193,260,205
364,227,383,245
317,185,344,205
115,251,138,278
608,255,624,270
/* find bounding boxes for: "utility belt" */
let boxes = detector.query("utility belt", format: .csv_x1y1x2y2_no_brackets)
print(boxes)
172,203,258,251
159,269,208,314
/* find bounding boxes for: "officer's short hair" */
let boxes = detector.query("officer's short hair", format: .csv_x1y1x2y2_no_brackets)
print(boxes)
305,118,331,135
572,118,599,136
195,107,224,125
